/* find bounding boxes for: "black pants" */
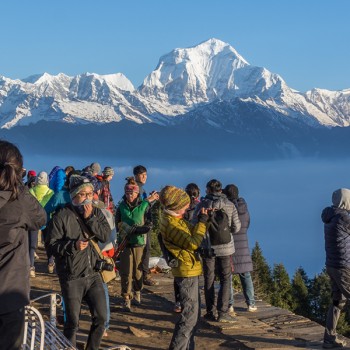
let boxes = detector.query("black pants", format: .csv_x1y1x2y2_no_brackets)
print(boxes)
60,273,107,350
202,255,231,316
142,231,151,277
0,307,25,350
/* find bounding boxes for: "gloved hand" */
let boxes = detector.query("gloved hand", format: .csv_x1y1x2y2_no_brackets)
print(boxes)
133,225,152,235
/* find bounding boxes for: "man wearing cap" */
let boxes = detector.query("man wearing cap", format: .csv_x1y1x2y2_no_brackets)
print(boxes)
97,166,115,215
46,175,111,349
159,185,209,350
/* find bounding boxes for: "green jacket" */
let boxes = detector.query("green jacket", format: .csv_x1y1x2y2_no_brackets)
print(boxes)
116,199,150,246
29,185,54,207
159,211,207,278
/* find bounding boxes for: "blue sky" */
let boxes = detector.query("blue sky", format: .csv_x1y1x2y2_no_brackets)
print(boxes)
1,0,349,92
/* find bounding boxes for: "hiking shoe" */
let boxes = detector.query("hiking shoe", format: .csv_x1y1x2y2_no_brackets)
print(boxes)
173,302,182,313
217,313,237,324
48,262,55,274
134,292,141,305
122,298,131,312
247,305,257,312
143,276,159,286
30,267,36,278
228,306,236,316
203,312,217,322
323,339,346,348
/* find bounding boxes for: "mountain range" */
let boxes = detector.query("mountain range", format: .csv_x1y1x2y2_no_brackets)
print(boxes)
1,38,349,159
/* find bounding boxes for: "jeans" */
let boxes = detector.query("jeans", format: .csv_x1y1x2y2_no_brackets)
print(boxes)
229,272,256,307
202,255,231,316
102,283,110,330
60,273,107,350
169,276,200,350
324,266,350,343
28,230,38,267
0,307,25,350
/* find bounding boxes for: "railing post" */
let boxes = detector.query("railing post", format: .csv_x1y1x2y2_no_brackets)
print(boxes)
49,293,57,327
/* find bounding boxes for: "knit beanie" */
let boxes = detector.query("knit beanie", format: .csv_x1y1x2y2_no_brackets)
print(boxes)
332,188,350,211
223,184,239,201
36,171,49,186
125,183,139,194
90,162,101,175
69,175,94,199
103,166,114,177
159,186,190,211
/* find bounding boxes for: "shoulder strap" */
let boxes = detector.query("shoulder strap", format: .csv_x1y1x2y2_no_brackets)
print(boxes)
70,206,104,259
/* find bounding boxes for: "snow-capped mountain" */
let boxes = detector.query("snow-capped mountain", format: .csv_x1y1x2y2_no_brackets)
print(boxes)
0,38,350,130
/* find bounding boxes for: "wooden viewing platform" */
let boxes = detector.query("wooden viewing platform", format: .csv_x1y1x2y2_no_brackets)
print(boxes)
30,247,349,350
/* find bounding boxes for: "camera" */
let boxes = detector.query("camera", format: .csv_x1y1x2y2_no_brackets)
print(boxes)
95,259,114,272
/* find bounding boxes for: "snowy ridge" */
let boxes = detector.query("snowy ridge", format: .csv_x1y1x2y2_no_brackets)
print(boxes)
0,38,349,129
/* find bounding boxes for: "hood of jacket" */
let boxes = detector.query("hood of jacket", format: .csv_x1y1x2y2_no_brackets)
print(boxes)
0,191,11,209
332,188,350,211
203,192,228,210
322,206,348,224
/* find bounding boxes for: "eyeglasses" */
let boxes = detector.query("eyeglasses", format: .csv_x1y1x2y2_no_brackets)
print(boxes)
77,192,94,198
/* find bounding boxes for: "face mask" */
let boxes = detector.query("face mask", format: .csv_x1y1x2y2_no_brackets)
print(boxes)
72,199,92,208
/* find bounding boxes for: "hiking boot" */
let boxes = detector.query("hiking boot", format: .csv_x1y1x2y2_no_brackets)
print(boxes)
48,262,55,274
143,276,159,286
173,302,182,313
217,313,237,324
122,298,131,312
134,292,141,305
203,312,217,322
30,267,36,278
228,306,236,316
323,339,346,349
247,305,257,312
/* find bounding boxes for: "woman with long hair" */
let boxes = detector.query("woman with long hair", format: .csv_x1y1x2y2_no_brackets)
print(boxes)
0,140,47,350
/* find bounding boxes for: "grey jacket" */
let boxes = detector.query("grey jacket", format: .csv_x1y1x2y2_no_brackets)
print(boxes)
193,192,241,257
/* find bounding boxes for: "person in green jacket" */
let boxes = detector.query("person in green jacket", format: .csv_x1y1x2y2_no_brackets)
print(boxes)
159,185,209,350
115,177,158,311
28,171,54,276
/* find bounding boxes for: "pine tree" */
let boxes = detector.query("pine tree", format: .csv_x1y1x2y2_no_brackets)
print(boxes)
292,267,311,317
251,242,273,301
270,263,294,310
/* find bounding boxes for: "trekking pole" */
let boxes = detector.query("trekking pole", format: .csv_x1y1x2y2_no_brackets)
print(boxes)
113,225,136,261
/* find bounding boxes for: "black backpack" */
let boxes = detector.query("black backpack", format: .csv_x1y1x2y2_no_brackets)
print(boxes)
207,209,231,246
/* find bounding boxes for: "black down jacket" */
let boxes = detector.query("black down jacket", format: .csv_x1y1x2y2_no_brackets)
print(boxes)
232,198,253,274
322,206,350,269
46,204,110,282
0,187,47,314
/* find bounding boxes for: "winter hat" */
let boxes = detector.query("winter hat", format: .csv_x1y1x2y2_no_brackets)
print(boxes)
27,170,36,178
103,166,114,177
69,175,94,199
125,183,139,194
36,171,49,186
90,162,101,175
332,188,350,211
223,184,239,201
159,185,190,211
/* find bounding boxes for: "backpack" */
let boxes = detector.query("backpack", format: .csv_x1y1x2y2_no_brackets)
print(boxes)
207,209,231,246
157,232,179,268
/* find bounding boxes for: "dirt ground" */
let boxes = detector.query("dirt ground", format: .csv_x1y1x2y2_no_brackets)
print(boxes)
30,246,236,350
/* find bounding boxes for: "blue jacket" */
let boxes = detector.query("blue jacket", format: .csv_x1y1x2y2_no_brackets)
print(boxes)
322,206,350,268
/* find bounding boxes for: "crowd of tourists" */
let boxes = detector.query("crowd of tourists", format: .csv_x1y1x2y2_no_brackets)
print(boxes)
0,139,349,350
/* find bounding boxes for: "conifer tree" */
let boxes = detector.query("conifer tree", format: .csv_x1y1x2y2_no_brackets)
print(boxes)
292,267,311,317
251,242,272,301
270,263,294,310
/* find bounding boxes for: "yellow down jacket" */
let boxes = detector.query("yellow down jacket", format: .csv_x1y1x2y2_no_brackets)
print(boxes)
159,211,207,278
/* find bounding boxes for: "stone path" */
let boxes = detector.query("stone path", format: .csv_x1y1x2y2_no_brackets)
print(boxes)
30,248,349,349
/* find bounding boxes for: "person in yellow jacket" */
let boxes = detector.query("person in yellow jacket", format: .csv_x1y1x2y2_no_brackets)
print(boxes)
28,171,54,276
159,185,209,350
